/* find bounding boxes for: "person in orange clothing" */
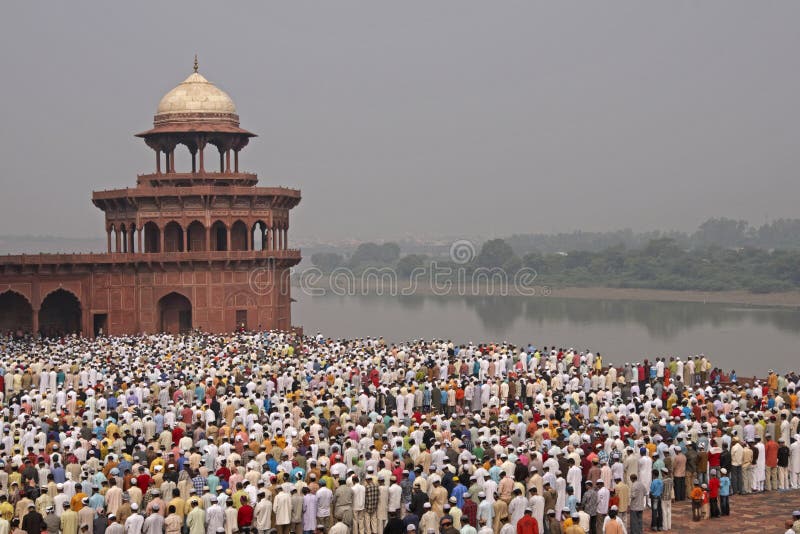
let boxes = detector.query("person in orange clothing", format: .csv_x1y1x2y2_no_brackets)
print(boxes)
689,482,704,522
765,434,779,491
516,508,539,534
70,484,87,512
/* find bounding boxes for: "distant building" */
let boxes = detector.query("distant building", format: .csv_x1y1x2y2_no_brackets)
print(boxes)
0,61,301,336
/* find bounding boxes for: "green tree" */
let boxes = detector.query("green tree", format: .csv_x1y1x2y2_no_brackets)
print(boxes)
475,238,517,269
310,252,343,272
396,254,428,277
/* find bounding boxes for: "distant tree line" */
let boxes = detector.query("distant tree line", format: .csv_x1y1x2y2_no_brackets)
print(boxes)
308,217,800,293
506,217,800,254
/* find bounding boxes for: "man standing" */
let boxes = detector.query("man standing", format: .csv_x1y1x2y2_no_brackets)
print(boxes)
778,439,791,491
790,435,800,489
671,448,686,502
364,478,379,534
580,482,597,534
515,508,538,534
628,474,646,534
660,468,673,531
754,437,766,492
352,476,366,534
708,471,720,519
649,470,663,532
766,436,779,492
22,504,45,534
595,481,609,534
185,501,205,534
613,477,629,527
718,469,731,517
730,438,744,495
742,440,754,495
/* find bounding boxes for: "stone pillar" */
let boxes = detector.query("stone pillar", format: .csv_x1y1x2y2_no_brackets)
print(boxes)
248,226,254,251
226,226,231,252
138,228,143,254
160,227,165,253
183,228,188,252
32,310,39,336
198,135,206,173
234,150,239,173
225,149,231,173
156,150,161,174
130,229,135,253
283,228,288,249
107,229,112,253
205,226,211,252
115,229,121,253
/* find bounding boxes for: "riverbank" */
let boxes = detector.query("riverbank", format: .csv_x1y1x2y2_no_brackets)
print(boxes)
547,286,800,307
293,278,800,307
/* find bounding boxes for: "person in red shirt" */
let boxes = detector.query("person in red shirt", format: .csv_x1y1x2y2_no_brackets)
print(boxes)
708,471,720,518
237,495,254,534
461,493,478,527
136,467,152,494
516,508,539,534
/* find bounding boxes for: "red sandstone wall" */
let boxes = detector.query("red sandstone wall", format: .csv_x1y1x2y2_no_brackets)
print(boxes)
0,265,293,336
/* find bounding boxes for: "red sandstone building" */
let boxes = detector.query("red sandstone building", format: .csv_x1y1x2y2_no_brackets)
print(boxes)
0,62,301,336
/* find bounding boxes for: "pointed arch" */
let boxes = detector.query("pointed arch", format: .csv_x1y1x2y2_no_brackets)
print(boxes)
38,289,82,337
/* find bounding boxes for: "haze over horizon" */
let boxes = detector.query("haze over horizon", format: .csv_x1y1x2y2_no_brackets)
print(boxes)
1,2,798,243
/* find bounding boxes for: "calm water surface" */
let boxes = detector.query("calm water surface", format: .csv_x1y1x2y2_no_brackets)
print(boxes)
294,292,800,376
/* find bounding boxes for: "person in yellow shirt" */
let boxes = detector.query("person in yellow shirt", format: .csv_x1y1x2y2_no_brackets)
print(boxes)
0,495,14,521
150,457,166,474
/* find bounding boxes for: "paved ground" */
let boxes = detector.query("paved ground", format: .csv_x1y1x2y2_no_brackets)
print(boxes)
645,489,800,533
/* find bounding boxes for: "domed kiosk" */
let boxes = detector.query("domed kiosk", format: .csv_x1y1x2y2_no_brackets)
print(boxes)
0,60,302,337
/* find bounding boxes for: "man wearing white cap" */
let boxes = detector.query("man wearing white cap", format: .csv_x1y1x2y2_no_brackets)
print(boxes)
123,503,143,534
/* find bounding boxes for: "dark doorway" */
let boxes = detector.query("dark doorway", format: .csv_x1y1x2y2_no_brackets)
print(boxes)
0,291,33,336
158,292,192,334
93,313,108,337
236,309,248,331
211,221,227,251
39,289,82,337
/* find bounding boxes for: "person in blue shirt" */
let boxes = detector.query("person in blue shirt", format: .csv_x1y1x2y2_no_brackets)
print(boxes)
566,485,578,516
450,477,467,508
649,469,664,531
718,468,731,516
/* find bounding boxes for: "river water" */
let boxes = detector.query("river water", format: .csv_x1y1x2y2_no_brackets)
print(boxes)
294,292,800,376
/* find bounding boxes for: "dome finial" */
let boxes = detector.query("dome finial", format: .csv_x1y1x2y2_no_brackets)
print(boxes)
193,54,199,73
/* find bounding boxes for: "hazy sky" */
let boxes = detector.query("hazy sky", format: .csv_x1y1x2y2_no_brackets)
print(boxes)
1,2,798,242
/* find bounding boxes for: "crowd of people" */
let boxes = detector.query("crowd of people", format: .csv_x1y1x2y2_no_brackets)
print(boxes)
0,330,798,534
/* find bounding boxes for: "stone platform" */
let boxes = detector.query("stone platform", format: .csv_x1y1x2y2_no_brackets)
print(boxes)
646,489,800,533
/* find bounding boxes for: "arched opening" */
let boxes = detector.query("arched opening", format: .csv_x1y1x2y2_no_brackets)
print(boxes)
173,144,193,174
163,221,184,252
144,222,161,253
129,227,136,253
211,221,227,251
230,220,248,251
38,289,82,337
120,224,128,253
158,292,192,334
0,291,33,336
252,221,268,251
186,221,206,252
